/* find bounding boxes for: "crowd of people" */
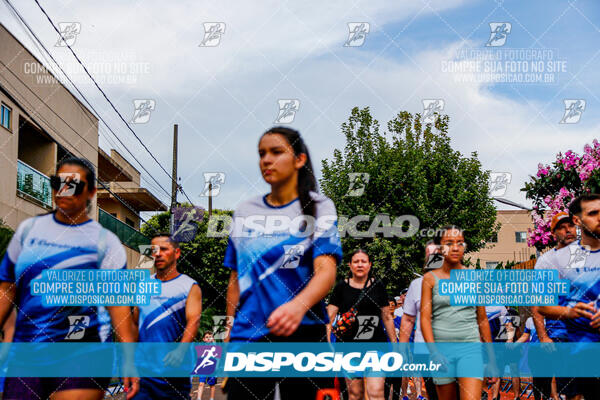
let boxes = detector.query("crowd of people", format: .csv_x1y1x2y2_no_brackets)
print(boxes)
0,126,598,400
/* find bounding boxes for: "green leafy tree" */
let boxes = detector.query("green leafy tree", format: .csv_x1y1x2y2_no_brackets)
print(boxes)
320,107,499,294
141,208,233,315
0,219,14,259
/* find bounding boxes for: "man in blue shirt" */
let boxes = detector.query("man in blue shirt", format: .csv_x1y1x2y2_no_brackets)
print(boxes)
133,233,202,400
538,195,600,399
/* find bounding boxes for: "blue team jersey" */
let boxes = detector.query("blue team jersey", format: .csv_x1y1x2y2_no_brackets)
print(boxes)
137,273,197,342
524,317,539,343
486,306,507,342
136,273,197,392
224,192,342,341
541,241,600,342
0,213,126,342
535,248,568,340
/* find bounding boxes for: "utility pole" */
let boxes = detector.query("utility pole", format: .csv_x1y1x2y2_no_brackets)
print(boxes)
170,124,178,213
169,124,178,235
208,182,212,218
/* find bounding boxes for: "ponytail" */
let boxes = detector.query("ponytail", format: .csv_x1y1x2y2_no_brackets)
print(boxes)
261,127,317,218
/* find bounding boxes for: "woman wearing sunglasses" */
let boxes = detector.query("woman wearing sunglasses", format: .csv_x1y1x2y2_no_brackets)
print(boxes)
420,226,496,400
0,157,138,400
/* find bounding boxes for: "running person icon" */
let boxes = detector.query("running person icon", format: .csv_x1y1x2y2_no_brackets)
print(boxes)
0,157,138,400
223,127,342,399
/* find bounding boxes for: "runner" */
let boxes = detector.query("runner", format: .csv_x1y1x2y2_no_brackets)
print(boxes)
223,127,342,399
194,331,218,400
531,211,576,399
0,157,138,400
384,296,406,400
483,305,507,400
399,241,442,400
132,233,202,400
537,194,600,399
520,316,550,400
421,226,497,400
490,310,522,400
327,249,397,400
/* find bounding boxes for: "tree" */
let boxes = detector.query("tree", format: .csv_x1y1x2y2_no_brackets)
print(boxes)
522,140,600,251
141,208,233,315
320,107,498,294
0,219,14,259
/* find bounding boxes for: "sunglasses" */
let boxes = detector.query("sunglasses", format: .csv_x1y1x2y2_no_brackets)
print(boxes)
50,174,87,196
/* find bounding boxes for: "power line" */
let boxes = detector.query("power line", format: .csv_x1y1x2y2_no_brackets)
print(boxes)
0,77,158,232
0,58,169,212
31,0,196,206
3,0,173,200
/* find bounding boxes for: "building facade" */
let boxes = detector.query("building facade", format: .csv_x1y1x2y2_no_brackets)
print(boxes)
0,23,166,268
467,210,537,268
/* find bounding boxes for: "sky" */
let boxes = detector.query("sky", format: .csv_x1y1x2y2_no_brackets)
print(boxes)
1,0,599,215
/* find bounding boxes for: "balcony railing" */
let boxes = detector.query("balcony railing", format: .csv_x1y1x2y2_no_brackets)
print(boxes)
98,208,149,251
17,160,52,208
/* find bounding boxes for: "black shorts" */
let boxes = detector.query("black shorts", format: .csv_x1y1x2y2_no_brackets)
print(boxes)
3,377,111,399
226,324,334,400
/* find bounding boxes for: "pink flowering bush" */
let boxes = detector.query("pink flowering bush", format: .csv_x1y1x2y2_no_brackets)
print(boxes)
522,140,600,251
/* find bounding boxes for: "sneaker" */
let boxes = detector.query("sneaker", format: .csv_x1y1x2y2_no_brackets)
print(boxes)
402,397,409,400
417,396,427,400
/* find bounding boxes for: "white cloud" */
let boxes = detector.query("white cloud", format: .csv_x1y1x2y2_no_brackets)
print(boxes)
1,0,597,213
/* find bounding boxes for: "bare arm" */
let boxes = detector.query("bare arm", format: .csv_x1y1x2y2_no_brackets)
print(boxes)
420,273,435,343
163,284,203,367
267,255,337,337
477,306,492,342
0,282,16,329
398,314,416,343
182,285,202,343
381,306,397,343
326,304,339,343
539,303,594,321
516,332,530,343
131,307,139,342
225,271,239,342
106,305,138,399
531,306,551,342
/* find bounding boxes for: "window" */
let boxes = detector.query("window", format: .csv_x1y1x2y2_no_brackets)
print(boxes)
110,213,117,218
1,104,11,130
125,217,134,227
515,231,527,243
486,261,499,269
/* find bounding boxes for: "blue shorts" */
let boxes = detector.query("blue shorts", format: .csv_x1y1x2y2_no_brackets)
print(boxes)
432,346,484,385
133,377,191,400
200,376,217,386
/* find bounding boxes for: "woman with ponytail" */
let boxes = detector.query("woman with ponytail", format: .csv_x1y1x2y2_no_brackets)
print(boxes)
223,127,343,399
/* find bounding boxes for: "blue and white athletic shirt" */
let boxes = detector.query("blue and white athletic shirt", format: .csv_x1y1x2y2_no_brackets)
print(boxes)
0,213,126,343
137,273,197,342
540,241,600,342
486,306,507,342
136,273,197,391
524,317,539,343
224,192,343,342
534,248,567,340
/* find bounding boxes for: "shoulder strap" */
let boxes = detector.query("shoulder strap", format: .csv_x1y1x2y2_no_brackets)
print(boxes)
97,228,109,268
354,277,374,307
20,217,37,247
